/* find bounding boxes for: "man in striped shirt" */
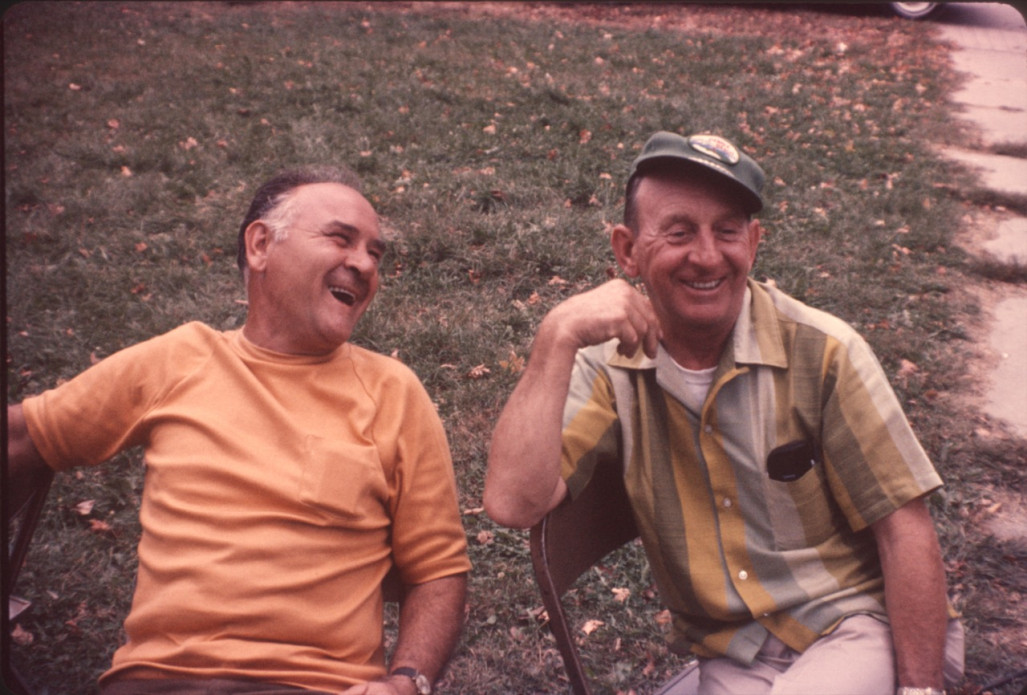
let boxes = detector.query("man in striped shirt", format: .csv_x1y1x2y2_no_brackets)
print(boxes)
485,132,963,695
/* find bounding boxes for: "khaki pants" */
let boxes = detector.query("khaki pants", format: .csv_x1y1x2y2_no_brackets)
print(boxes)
670,615,965,695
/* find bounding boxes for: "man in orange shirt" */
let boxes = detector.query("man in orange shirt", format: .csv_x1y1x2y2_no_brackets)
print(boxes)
8,166,470,695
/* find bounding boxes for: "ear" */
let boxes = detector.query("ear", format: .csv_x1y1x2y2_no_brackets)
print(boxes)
244,221,273,274
611,224,641,278
748,219,764,265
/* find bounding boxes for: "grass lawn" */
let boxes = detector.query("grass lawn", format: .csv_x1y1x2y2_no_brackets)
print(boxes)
4,2,1025,693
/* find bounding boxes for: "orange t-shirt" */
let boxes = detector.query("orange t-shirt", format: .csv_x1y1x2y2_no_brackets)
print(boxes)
23,322,470,691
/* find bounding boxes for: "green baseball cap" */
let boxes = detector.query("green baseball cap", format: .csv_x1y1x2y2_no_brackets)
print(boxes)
628,131,765,213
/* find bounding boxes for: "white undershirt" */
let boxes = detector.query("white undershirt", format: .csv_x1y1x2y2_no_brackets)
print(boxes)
670,360,717,413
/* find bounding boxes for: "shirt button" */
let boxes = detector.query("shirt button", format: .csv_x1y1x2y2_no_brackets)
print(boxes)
704,425,713,434
738,570,749,581
723,498,733,508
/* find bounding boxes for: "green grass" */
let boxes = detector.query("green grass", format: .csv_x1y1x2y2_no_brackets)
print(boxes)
5,3,1025,694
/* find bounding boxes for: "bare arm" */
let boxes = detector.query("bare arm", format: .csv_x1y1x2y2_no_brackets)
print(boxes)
390,573,467,679
870,497,948,690
5,403,52,513
484,280,660,529
338,573,467,695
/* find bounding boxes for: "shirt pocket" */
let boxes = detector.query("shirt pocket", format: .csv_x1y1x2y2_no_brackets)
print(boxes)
763,460,836,551
298,434,388,523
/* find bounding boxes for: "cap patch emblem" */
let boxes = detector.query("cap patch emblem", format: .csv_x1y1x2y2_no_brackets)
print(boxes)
688,134,740,165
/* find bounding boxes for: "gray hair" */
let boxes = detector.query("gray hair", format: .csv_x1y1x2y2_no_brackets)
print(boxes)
236,165,363,275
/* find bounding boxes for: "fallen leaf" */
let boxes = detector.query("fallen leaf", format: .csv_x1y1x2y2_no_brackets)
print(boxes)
897,359,919,380
581,619,604,635
74,499,95,516
499,351,525,374
467,364,491,379
11,623,34,646
476,530,494,545
88,519,113,535
611,587,631,603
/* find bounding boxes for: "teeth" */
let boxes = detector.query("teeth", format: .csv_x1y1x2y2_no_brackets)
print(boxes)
687,279,720,290
329,286,356,306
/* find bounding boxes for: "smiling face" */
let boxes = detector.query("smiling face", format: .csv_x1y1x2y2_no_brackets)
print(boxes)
612,171,761,367
242,182,384,355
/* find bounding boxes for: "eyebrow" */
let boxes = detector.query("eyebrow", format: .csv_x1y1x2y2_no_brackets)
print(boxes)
659,212,748,228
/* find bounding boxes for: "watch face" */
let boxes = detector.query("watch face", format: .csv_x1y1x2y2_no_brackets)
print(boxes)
413,674,432,695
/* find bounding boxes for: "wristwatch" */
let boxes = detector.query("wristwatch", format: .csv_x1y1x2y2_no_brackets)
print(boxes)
391,666,432,695
896,688,945,695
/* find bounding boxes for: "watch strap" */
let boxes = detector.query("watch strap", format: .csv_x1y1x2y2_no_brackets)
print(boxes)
390,666,432,695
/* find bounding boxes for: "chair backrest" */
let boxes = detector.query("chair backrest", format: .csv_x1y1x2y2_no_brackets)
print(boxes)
4,465,55,603
529,456,639,695
381,562,404,604
3,464,55,695
529,459,701,695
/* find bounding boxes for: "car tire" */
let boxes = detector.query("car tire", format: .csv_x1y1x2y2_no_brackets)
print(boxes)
889,2,940,19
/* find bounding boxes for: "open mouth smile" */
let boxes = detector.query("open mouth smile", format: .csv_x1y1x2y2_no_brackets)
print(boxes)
329,286,357,306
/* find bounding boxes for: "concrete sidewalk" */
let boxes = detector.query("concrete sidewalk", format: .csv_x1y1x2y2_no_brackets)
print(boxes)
933,2,1027,438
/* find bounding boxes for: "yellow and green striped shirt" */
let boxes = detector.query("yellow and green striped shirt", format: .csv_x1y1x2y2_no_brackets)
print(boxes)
560,279,942,665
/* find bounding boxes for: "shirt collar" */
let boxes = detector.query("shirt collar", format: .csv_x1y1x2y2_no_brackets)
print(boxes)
731,279,788,369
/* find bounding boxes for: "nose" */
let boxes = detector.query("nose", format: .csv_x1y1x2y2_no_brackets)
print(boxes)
345,243,379,277
688,228,720,266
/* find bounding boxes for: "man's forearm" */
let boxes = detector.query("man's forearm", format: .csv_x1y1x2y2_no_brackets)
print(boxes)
872,499,948,689
483,315,577,529
388,573,468,685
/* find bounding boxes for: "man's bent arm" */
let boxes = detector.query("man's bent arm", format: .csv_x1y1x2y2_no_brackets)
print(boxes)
871,497,948,690
484,280,661,529
483,314,577,529
5,403,52,514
